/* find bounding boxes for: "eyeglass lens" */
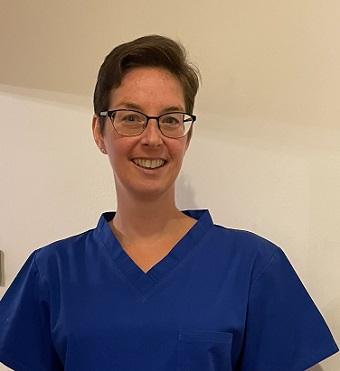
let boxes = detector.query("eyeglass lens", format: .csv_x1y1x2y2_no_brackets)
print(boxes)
112,110,192,138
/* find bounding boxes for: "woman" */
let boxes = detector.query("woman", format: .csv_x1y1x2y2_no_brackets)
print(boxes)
0,35,338,370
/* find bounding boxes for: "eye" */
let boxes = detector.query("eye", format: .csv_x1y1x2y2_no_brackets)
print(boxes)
160,114,181,125
122,113,143,123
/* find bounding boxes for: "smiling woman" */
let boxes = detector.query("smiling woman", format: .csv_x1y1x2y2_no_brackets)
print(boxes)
92,66,191,207
0,35,338,371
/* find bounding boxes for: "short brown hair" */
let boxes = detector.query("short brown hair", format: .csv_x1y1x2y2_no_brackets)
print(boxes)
93,35,200,133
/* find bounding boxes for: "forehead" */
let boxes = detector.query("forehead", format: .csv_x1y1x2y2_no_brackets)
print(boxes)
109,67,185,112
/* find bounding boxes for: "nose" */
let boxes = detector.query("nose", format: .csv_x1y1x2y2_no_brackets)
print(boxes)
140,118,164,146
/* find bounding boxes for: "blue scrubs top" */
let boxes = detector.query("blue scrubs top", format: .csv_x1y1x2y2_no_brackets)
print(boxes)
0,210,338,370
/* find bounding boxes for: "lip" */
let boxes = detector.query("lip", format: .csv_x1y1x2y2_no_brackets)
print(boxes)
131,158,168,171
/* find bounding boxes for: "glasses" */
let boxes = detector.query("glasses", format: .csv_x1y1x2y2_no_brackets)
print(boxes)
99,109,196,138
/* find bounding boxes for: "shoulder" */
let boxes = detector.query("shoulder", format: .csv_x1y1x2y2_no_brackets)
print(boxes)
187,209,285,279
207,223,285,280
36,228,93,257
189,209,281,261
32,227,96,280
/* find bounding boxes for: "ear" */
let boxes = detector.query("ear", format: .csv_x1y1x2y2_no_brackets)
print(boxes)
185,127,193,150
92,115,107,154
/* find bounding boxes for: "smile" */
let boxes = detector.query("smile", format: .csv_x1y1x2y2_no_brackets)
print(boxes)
132,159,166,169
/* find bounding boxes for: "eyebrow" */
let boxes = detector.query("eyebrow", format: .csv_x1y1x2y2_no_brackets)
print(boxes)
115,101,185,113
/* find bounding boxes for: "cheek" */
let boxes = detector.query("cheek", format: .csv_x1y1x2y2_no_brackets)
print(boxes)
105,140,124,168
105,137,138,172
105,135,129,157
174,140,188,159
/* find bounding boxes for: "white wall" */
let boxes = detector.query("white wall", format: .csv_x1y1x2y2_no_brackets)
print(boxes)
1,1,339,369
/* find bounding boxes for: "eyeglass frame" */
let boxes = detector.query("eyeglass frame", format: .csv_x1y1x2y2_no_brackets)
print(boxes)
99,109,196,138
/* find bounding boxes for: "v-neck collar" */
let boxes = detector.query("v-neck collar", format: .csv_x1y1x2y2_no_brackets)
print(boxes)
93,209,214,298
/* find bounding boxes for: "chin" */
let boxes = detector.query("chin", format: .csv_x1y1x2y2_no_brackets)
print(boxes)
124,182,175,202
136,187,173,201
114,173,177,202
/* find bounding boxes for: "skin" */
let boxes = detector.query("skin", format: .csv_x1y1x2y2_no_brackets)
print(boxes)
92,67,196,272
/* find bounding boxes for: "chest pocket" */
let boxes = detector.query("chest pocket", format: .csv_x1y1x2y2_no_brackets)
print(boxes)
177,330,233,371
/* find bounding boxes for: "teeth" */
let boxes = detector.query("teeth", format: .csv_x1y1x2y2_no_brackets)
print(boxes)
133,159,165,169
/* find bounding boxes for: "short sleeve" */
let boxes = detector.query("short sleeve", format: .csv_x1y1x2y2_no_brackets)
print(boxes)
239,247,338,371
0,251,63,371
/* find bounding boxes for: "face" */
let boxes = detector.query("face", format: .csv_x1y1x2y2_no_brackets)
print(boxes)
93,67,191,202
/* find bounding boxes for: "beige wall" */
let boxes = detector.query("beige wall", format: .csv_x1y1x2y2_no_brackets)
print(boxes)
0,1,339,369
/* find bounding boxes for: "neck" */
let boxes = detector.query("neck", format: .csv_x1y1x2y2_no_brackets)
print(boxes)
110,186,197,273
112,188,185,240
